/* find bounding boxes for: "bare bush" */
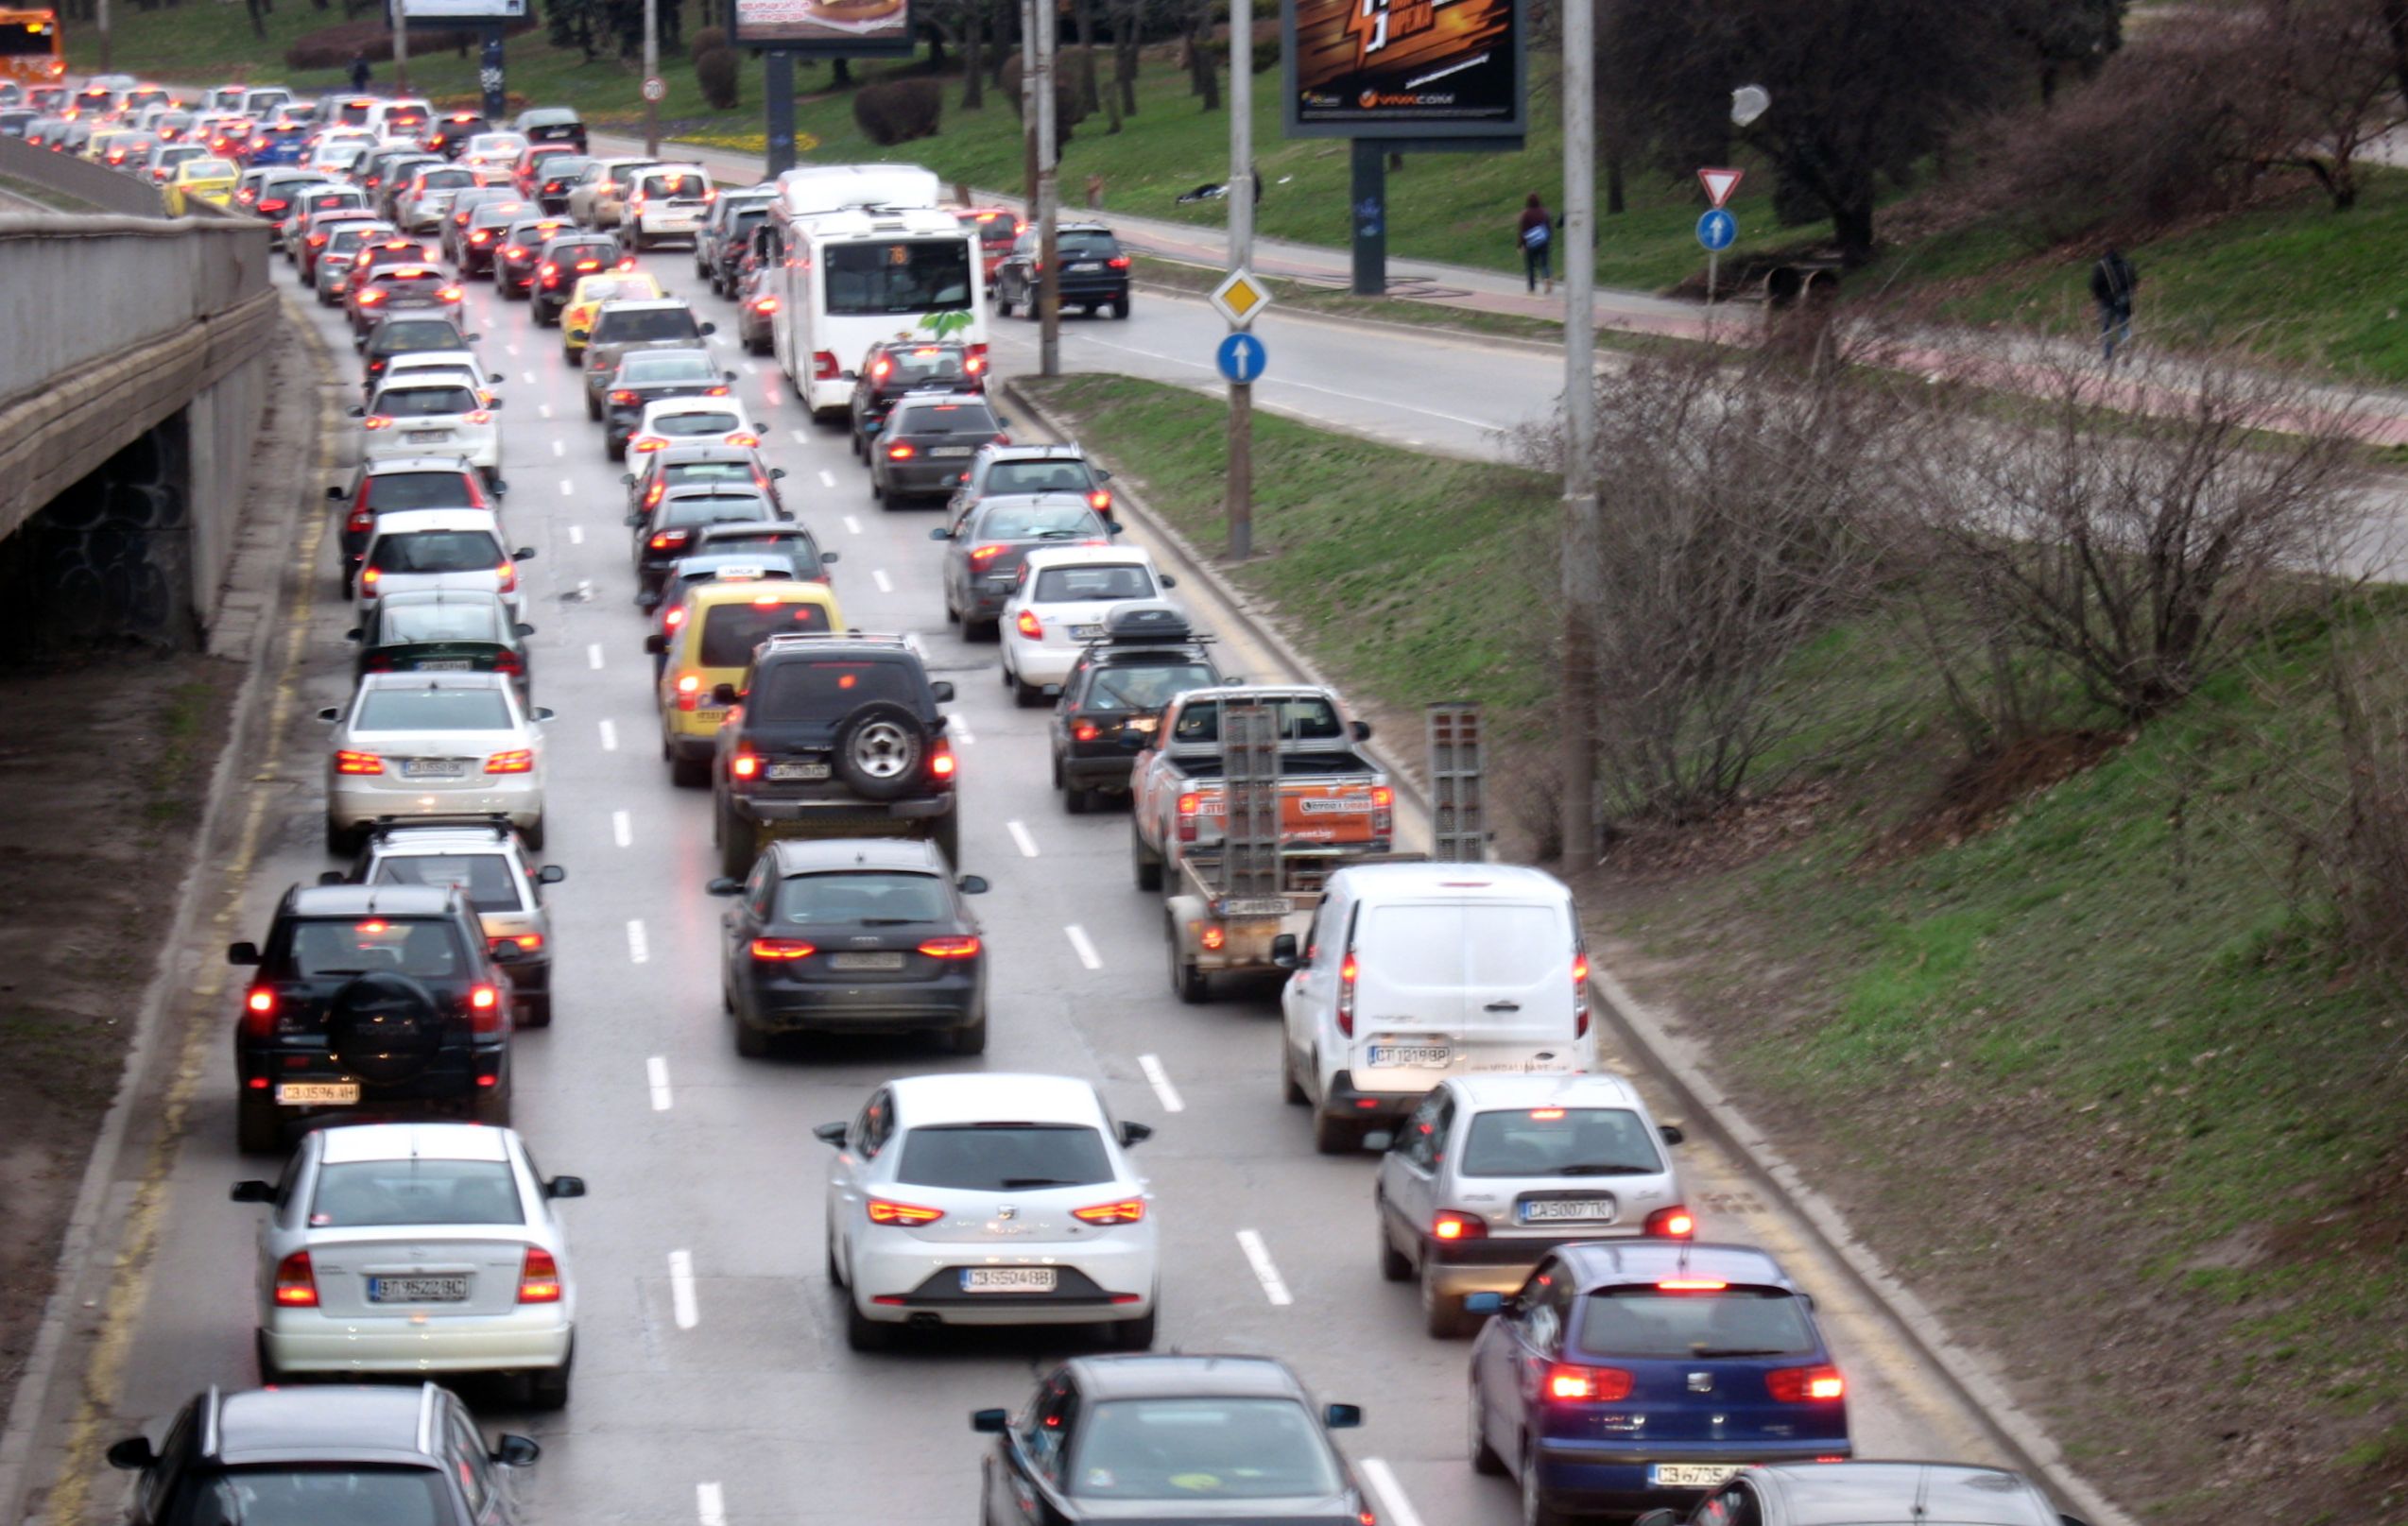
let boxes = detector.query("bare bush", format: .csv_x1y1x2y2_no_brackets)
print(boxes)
2303,611,2408,973
2249,0,2408,211
853,78,944,146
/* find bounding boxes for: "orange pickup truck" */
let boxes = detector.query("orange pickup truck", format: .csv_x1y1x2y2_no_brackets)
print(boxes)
1127,685,1393,892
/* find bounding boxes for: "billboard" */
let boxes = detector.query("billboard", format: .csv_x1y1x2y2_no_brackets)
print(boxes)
729,0,914,57
394,0,526,22
1281,0,1524,140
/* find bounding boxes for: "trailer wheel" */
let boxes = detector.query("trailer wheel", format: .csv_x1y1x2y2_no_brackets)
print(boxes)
1166,911,1209,1003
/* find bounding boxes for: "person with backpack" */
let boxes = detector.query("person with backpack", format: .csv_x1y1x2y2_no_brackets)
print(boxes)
2091,247,2137,362
349,51,373,93
1517,192,1555,296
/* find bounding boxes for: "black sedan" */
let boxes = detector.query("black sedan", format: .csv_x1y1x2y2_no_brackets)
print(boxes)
971,1355,1371,1526
530,231,624,326
630,486,783,602
932,492,1115,638
869,391,1009,506
708,836,989,1056
348,588,535,697
603,347,735,460
494,214,576,298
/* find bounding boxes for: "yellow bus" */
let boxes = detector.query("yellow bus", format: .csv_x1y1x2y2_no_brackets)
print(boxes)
0,9,64,87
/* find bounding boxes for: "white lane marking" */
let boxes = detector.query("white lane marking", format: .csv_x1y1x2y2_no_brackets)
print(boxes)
559,479,574,497
506,342,520,355
821,471,839,489
539,403,554,419
1139,1054,1185,1113
667,1248,697,1328
523,369,537,385
952,719,974,744
1358,1461,1425,1526
598,718,618,750
646,1055,673,1111
551,438,565,456
587,643,604,670
744,360,760,374
1007,819,1039,858
1065,923,1101,970
842,513,861,534
695,1482,725,1526
627,918,649,964
612,809,632,847
791,428,809,445
568,524,585,544
1234,1229,1294,1306
871,568,892,594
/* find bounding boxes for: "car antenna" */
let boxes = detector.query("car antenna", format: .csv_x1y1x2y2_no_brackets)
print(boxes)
1911,1465,1931,1520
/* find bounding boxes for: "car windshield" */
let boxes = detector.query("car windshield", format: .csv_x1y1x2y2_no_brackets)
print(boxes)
1031,565,1153,603
623,354,715,384
370,850,522,911
986,460,1093,494
697,600,830,665
753,660,920,719
651,410,740,437
823,238,973,316
1460,1107,1663,1177
355,687,514,731
1068,1399,1342,1500
893,1124,1111,1191
377,386,477,419
311,1157,523,1226
163,1465,451,1526
874,348,967,388
895,403,997,436
364,472,478,510
1085,660,1214,712
370,530,501,574
595,308,698,344
1576,1287,1817,1359
287,917,468,980
982,505,1102,540
774,870,949,925
381,601,505,643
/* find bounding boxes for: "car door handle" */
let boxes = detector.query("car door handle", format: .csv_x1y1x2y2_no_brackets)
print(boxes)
1484,1001,1521,1013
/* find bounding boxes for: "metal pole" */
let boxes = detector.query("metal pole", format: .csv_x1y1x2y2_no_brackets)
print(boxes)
1021,0,1038,214
643,0,660,157
765,50,797,176
1349,138,1384,296
1035,0,1059,377
1558,0,1597,866
1705,246,1716,321
97,0,110,73
1225,0,1252,559
392,0,409,94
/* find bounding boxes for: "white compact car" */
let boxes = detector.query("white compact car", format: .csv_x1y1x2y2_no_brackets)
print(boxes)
379,351,500,404
999,545,1175,705
361,378,503,476
624,163,714,248
817,1073,1159,1352
232,1122,584,1405
627,395,759,456
321,671,552,849
356,508,531,620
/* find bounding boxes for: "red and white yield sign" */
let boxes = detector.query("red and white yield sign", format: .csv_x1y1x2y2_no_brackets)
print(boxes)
1697,167,1744,210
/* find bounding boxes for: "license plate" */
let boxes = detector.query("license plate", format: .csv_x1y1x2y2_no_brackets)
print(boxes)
1649,1465,1740,1490
1366,1043,1452,1068
406,429,447,443
368,1275,469,1304
1521,1198,1615,1224
930,446,972,458
694,708,727,725
1071,625,1106,640
1220,897,1292,917
276,1081,360,1106
1070,261,1103,271
416,659,473,671
766,761,830,781
961,1267,1057,1293
829,951,906,970
402,759,469,779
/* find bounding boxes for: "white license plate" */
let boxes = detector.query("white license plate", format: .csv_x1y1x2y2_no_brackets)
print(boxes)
1220,896,1292,917
930,446,972,458
828,952,905,970
766,761,830,781
961,1267,1057,1293
1521,1198,1615,1224
276,1081,360,1106
1070,261,1103,271
1649,1465,1740,1490
403,759,469,779
406,430,448,443
1366,1043,1452,1068
416,659,473,670
1071,625,1106,640
369,1275,469,1303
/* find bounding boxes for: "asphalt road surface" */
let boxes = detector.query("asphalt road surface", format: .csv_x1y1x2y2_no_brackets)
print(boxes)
85,237,2016,1526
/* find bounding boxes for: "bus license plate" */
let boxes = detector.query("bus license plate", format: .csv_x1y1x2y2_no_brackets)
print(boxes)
962,1267,1056,1293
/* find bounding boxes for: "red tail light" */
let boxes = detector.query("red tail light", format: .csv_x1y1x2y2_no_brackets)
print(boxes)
1644,1207,1696,1239
483,749,533,774
503,245,525,259
1073,721,1099,742
1016,609,1042,639
867,1198,944,1225
1573,952,1591,1037
1432,1209,1486,1242
675,673,702,712
749,937,816,960
812,350,839,380
468,229,490,243
1337,952,1358,1036
335,749,383,775
648,530,690,550
1199,923,1227,951
917,935,980,958
886,442,915,460
1107,255,1130,269
538,261,557,278
1766,1365,1846,1403
1545,1363,1633,1402
1071,1198,1146,1225
929,742,956,780
610,389,640,405
870,358,891,379
361,567,382,589
724,432,759,447
439,286,465,303
355,289,386,306
465,409,491,424
516,1246,562,1303
360,415,392,430
969,544,1006,564
731,751,760,780
496,562,518,594
306,231,328,246
467,983,505,1034
965,351,987,375
1088,489,1112,511
346,506,373,533
242,985,278,1037
753,296,779,313
663,607,687,629
1175,790,1201,843
273,1250,319,1307
492,650,524,677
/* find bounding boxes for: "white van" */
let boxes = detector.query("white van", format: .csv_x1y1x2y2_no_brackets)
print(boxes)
1279,862,1589,1155
626,163,714,249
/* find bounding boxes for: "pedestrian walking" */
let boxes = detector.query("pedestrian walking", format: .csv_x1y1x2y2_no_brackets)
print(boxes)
2091,247,2137,362
348,50,373,93
1517,191,1555,296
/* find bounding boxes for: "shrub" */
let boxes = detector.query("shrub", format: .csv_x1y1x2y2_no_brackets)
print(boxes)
853,77,943,146
695,45,740,109
283,16,532,70
692,25,729,54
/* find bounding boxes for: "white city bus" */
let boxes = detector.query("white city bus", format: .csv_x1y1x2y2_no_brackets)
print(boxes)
765,164,988,420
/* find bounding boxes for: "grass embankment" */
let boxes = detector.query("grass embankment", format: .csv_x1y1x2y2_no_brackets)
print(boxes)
1027,371,2408,1521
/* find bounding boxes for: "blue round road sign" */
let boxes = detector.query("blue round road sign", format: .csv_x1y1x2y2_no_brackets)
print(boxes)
1217,332,1268,385
1696,208,1736,252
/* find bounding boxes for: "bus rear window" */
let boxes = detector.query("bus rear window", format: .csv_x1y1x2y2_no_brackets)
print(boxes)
823,239,973,317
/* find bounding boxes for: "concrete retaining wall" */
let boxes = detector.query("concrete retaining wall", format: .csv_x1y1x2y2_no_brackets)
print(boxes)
0,135,171,218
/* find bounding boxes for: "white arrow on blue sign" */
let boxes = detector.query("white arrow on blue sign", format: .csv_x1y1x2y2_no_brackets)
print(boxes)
1217,332,1267,385
1696,209,1736,251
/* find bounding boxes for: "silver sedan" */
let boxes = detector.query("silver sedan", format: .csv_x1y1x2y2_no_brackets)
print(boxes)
320,672,553,853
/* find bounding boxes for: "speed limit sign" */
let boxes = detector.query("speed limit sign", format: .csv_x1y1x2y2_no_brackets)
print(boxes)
642,76,666,102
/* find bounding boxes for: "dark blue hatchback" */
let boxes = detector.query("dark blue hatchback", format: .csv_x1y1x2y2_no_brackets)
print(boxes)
1466,1242,1851,1522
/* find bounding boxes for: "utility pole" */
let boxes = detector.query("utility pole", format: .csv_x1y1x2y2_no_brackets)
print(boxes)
1558,0,1597,867
1225,0,1253,558
392,0,410,94
1021,1,1038,214
643,0,661,156
97,0,110,73
1035,0,1060,377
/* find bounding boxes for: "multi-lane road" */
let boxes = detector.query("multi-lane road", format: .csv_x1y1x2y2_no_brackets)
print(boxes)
63,227,2026,1526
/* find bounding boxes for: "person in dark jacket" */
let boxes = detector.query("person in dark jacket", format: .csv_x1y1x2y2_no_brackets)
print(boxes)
349,51,372,93
2091,248,2137,362
1517,192,1555,296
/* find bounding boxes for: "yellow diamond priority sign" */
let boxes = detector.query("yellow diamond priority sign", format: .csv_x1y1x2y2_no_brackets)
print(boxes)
1210,268,1272,330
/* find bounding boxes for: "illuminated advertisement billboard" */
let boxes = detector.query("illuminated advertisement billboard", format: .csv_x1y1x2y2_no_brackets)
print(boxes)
395,0,526,21
1282,0,1524,139
729,0,915,56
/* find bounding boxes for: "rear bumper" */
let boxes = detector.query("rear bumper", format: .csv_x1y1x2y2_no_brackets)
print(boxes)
883,459,976,495
329,775,542,830
738,974,981,1034
1318,1068,1421,1123
734,792,955,826
1061,748,1137,790
851,1242,1155,1325
1532,1439,1851,1511
263,1306,572,1375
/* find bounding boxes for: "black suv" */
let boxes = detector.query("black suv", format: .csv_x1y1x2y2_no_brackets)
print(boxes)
1050,603,1226,813
994,221,1131,320
109,1383,541,1526
528,231,623,326
869,391,1009,506
229,883,525,1153
711,632,961,876
847,339,983,460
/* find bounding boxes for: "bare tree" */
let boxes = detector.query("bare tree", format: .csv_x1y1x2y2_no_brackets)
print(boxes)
2249,0,2408,211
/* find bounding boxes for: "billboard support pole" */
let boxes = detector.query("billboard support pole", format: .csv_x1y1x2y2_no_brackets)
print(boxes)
765,50,798,177
1036,0,1060,377
393,0,411,94
98,0,110,74
1020,0,1038,213
1558,0,1597,866
643,0,660,156
480,25,506,120
1226,0,1253,560
1349,137,1384,296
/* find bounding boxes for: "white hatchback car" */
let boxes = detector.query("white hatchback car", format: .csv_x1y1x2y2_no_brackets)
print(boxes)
361,377,503,476
357,508,533,620
817,1073,1159,1352
999,545,1176,705
625,163,714,248
232,1122,584,1405
321,671,553,850
627,394,759,456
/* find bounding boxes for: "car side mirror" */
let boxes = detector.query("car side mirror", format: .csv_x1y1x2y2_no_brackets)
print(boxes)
927,526,950,540
1103,519,1122,535
930,680,955,703
813,1121,848,1146
535,864,565,885
971,1408,1008,1434
465,332,483,341
1117,1121,1152,1147
491,1435,541,1468
318,869,346,886
325,485,344,501
347,405,364,418
487,396,505,409
1268,933,1299,969
227,940,262,966
643,634,667,656
344,628,362,642
515,623,536,637
722,369,737,382
1464,1292,1505,1314
956,874,989,894
712,682,739,705
771,467,788,478
697,321,716,335
318,706,342,721
1323,1404,1362,1431
706,876,743,896
1096,469,1113,481
996,415,1013,428
544,1175,586,1199
1350,719,1373,741
817,549,840,564
1659,1123,1684,1145
106,1437,157,1471
620,472,636,487
229,1179,276,1203
513,545,536,560
491,478,510,496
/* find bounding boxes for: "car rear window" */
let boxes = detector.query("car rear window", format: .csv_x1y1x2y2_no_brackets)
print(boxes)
1070,1399,1341,1501
369,850,523,912
893,1124,1111,1191
287,917,469,979
163,1466,451,1526
420,167,473,188
377,386,477,418
662,461,756,489
1058,231,1121,256
697,599,831,666
381,601,505,643
753,660,920,718
594,306,701,344
1031,564,1153,603
661,496,771,529
640,169,708,197
986,460,1094,495
650,408,741,437
773,870,949,925
1459,1107,1662,1178
469,203,526,227
355,687,514,731
894,402,998,436
981,504,1105,540
371,530,501,574
1169,696,1346,745
623,353,715,383
1082,660,1214,712
311,1158,522,1226
370,321,463,352
1575,1286,1817,1360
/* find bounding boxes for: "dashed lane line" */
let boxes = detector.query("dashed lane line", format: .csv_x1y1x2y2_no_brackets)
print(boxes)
1139,1054,1185,1113
587,643,604,670
1007,819,1039,858
612,810,631,848
647,1056,673,1111
668,1248,697,1328
1234,1229,1294,1306
871,569,892,593
598,718,618,751
1357,1461,1425,1526
1065,924,1101,970
627,918,649,964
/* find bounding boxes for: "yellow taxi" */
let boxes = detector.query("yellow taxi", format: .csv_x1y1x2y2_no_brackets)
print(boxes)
84,128,142,165
652,576,846,786
163,156,239,215
559,269,662,359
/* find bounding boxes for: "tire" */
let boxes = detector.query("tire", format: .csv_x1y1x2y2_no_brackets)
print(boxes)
1313,1109,1359,1156
323,817,355,857
236,1094,283,1155
843,1294,893,1352
522,814,545,852
1281,1040,1309,1106
670,752,709,789
518,993,552,1029
733,1014,772,1058
1109,1304,1157,1350
832,700,928,801
1169,930,1207,1004
584,389,600,420
942,1010,987,1055
1112,297,1131,319
328,973,446,1084
1470,1384,1507,1476
1522,1443,1570,1526
1377,1206,1412,1282
1066,784,1092,815
1422,1258,1469,1338
1012,674,1044,709
630,227,648,252
253,1329,286,1386
715,794,758,881
1131,826,1162,891
931,809,961,868
824,1227,846,1287
607,436,626,462
525,1346,572,1411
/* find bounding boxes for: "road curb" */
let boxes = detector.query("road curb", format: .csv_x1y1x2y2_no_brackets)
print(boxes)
1001,371,2137,1526
0,297,336,1526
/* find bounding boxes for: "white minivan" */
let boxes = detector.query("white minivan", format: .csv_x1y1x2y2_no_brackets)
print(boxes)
1279,862,1589,1155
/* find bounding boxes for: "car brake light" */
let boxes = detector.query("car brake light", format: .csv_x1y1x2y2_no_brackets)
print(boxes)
1337,952,1358,1036
483,749,533,774
731,751,760,780
965,351,987,375
355,289,385,306
1432,1209,1486,1242
611,389,640,404
1073,721,1098,742
496,562,518,594
969,544,1006,564
917,935,980,958
813,350,839,380
360,415,392,430
870,358,891,379
1016,609,1042,639
1107,255,1130,269
886,442,914,460
867,1198,944,1225
929,742,956,780
1071,1198,1145,1225
335,749,383,774
1658,1277,1729,1292
465,409,491,423
632,437,666,453
503,245,525,259
675,673,703,712
1573,952,1591,1037
469,229,490,243
346,506,373,533
663,607,686,628
1766,1365,1846,1403
644,482,665,506
1088,489,1111,511
648,530,689,550
706,385,730,397
1198,923,1227,951
492,650,524,676
516,1246,562,1303
749,937,816,960
1176,790,1200,843
1545,1363,1633,1402
617,256,638,270
538,261,557,278
273,1250,319,1307
724,432,759,447
1644,1207,1696,1238
439,286,464,302
306,231,327,246
361,566,381,588
241,985,277,1036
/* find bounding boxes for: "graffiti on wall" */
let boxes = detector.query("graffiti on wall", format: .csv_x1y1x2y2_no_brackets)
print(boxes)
0,414,193,654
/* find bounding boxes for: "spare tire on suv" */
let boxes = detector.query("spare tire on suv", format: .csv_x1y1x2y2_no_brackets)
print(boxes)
325,971,448,1084
834,700,926,801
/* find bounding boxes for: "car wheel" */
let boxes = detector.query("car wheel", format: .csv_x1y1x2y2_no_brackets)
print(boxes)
1522,1442,1569,1526
1113,296,1131,319
869,469,885,502
832,701,928,801
607,436,625,462
1422,1258,1469,1338
733,1012,772,1057
824,1226,846,1286
322,817,355,857
715,795,758,881
518,993,552,1029
1281,1039,1309,1106
236,1093,282,1155
1131,825,1162,891
843,1293,894,1352
942,1009,987,1055
1108,1303,1156,1350
1013,674,1044,709
1169,927,1207,1004
1313,1109,1359,1156
584,390,600,420
522,814,545,852
525,1346,572,1411
669,752,709,789
1377,1205,1412,1282
1470,1383,1506,1475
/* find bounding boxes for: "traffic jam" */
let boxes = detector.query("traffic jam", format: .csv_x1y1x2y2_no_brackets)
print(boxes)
21,76,2092,1526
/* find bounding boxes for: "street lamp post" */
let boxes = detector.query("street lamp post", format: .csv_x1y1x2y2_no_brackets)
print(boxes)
1558,0,1597,866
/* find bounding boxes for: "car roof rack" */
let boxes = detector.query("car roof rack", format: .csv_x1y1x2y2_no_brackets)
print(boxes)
367,813,516,841
1098,603,1207,645
758,629,915,653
